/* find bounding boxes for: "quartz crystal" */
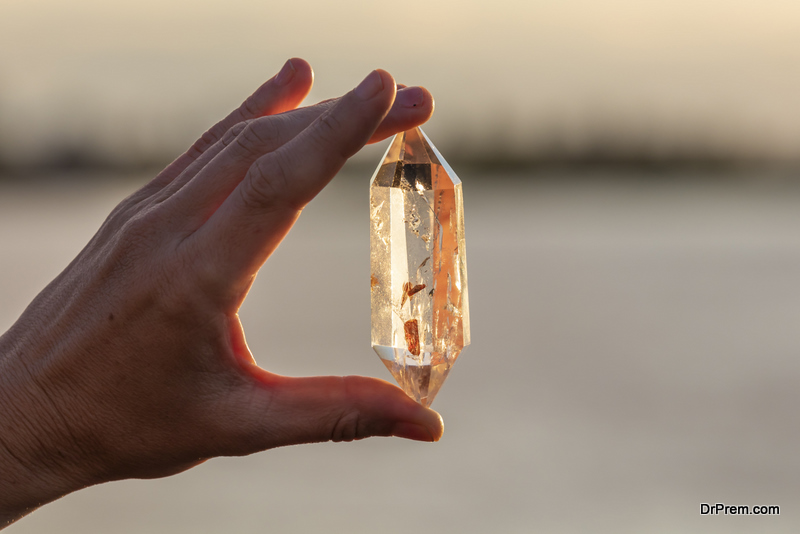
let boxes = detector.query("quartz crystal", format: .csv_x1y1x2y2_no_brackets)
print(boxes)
369,127,470,407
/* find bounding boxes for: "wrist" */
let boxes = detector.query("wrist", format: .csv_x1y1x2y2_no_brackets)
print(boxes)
0,329,92,528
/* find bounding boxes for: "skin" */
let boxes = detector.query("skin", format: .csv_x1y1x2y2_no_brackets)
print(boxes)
0,58,443,529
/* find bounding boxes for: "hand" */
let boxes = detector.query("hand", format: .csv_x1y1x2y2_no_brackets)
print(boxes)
0,58,442,527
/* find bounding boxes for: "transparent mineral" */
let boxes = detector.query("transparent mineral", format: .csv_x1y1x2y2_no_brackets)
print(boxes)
369,127,470,407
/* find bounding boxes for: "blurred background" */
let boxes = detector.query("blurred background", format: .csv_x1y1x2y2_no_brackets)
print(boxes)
3,0,800,532
3,0,800,170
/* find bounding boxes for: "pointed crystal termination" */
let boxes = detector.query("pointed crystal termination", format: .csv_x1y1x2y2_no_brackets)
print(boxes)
369,127,470,407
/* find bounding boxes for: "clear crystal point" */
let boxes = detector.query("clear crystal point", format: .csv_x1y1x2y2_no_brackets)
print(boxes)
369,127,470,407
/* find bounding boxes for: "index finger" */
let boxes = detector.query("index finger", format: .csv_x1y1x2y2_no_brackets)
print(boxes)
191,69,398,301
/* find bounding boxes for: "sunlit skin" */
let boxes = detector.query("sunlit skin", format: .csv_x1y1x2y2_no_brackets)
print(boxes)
0,58,442,529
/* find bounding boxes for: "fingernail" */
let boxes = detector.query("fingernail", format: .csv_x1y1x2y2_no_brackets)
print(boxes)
391,422,436,442
354,70,384,100
275,59,296,86
396,87,425,108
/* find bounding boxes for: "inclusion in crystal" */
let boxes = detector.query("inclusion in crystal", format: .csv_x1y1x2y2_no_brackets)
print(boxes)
369,127,470,407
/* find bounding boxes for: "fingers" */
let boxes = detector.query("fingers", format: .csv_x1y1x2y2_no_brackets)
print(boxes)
149,58,314,189
164,84,432,231
368,86,433,143
239,68,397,208
215,373,443,453
186,69,399,294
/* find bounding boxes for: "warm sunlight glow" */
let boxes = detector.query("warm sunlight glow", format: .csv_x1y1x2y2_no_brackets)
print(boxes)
2,0,800,164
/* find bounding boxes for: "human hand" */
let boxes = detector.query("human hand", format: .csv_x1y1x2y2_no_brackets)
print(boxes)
0,58,442,527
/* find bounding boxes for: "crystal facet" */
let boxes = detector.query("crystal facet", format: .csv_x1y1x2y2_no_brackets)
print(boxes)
369,127,470,407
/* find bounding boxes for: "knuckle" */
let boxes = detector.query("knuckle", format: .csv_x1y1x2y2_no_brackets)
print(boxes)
121,206,161,237
186,127,221,160
87,209,161,283
220,120,251,148
88,200,138,251
238,118,281,155
329,411,361,443
114,207,164,257
101,194,139,230
241,155,292,211
110,229,203,320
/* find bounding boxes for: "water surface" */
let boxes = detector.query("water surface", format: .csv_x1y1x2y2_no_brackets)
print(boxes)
3,171,800,533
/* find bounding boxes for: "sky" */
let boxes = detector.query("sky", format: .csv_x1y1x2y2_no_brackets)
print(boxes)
2,0,800,166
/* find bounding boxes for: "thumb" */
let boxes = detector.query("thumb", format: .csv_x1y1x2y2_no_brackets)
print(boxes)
219,372,444,453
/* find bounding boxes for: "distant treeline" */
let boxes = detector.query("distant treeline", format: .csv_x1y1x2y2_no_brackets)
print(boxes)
1,122,798,178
